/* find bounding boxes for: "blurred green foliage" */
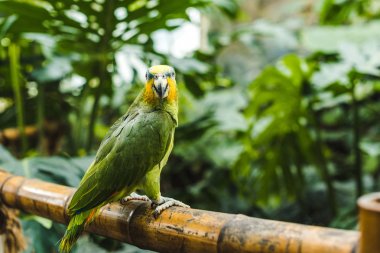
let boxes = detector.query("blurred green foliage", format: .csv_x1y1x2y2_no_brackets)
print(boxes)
1,0,380,252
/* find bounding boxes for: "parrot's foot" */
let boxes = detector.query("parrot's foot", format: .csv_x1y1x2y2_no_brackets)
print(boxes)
152,197,190,218
120,192,150,205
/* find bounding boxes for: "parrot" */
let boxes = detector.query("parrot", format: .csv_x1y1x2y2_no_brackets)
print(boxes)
59,65,189,253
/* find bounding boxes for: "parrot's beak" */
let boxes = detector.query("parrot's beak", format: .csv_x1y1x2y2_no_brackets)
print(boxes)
153,76,169,99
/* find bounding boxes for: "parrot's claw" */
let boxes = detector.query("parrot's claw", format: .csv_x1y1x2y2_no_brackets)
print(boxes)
120,192,151,205
152,197,190,219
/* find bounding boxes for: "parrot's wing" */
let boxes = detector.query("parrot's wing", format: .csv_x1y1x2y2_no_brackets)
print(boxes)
75,111,137,185
95,111,138,162
68,111,174,215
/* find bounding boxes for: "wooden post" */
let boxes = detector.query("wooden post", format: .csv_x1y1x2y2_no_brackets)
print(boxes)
358,192,380,253
0,171,360,253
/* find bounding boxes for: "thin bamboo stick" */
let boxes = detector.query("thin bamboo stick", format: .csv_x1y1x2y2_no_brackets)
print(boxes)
0,171,360,253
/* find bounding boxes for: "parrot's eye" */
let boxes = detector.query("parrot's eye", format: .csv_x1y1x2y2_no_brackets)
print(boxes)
146,72,153,81
154,74,159,80
165,72,174,78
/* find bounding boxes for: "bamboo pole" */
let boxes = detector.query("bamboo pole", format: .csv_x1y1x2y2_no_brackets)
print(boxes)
0,171,360,253
358,192,380,253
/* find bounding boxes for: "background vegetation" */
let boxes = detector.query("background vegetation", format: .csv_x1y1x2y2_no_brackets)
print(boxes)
1,0,380,252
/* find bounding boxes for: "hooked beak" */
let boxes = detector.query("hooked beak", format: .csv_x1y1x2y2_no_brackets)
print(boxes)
153,76,169,99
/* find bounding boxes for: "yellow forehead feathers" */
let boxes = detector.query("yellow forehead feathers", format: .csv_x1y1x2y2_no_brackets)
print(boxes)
148,65,173,74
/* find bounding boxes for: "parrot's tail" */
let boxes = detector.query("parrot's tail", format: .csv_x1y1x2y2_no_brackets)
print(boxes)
59,208,98,253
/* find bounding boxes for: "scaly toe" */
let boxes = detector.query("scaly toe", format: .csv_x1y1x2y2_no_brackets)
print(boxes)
153,197,190,218
120,193,151,205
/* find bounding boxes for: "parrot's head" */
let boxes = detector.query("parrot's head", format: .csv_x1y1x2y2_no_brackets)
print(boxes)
144,65,177,104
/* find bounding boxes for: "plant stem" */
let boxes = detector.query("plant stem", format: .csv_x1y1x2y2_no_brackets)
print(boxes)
351,81,363,197
9,43,27,156
314,112,337,216
86,72,103,151
37,84,44,154
310,78,336,216
86,0,114,151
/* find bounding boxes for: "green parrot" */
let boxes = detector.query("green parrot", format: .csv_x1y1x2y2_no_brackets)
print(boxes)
59,65,189,253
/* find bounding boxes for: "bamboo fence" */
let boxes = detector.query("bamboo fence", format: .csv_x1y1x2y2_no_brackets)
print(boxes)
0,170,380,253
